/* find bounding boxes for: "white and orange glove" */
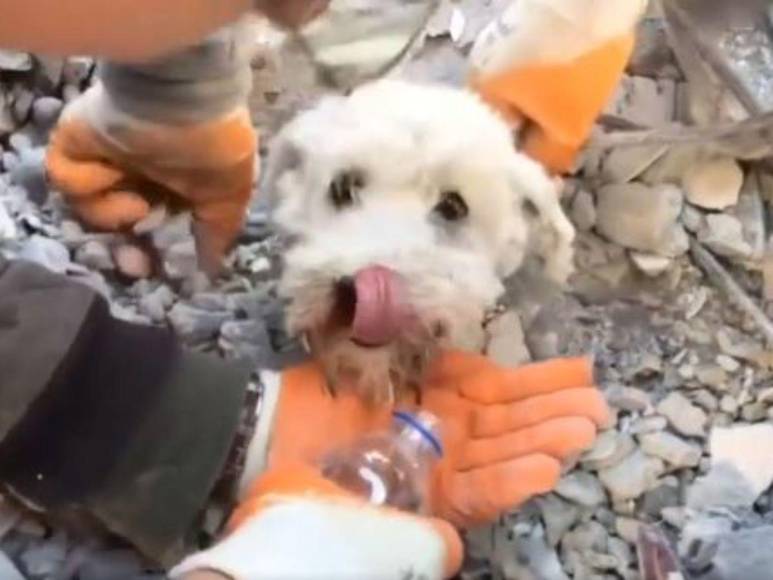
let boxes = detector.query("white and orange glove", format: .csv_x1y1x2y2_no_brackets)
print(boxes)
469,0,647,173
170,464,463,580
47,90,256,274
245,351,611,528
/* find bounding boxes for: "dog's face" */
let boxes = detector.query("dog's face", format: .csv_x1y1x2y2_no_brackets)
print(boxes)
265,80,575,403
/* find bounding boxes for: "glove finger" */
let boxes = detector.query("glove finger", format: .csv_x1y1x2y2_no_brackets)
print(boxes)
193,196,251,275
46,144,124,198
459,357,594,404
473,387,610,436
423,516,464,579
460,416,597,470
443,454,560,526
74,190,151,230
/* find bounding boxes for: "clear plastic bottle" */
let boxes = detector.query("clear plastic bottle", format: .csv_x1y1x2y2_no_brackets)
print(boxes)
319,410,442,513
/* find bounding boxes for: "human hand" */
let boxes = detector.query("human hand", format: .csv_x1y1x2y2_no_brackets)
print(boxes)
260,350,610,528
171,464,462,580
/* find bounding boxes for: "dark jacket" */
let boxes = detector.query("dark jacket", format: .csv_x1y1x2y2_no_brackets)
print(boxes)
0,255,252,566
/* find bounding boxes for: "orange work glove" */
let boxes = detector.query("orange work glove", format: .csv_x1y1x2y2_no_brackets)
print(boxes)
170,464,463,580
248,351,610,528
46,23,258,274
469,0,647,174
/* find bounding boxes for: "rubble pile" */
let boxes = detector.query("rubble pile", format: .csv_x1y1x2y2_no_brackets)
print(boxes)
3,1,773,578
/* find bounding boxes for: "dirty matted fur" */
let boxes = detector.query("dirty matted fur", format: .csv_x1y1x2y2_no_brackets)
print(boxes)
264,80,575,403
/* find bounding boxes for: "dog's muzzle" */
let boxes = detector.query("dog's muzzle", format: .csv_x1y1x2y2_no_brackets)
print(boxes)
330,264,417,347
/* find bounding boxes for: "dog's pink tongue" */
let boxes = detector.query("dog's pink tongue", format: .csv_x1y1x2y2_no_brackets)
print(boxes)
352,265,412,346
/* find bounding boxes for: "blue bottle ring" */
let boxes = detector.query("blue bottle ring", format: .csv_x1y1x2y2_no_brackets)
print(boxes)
393,411,443,457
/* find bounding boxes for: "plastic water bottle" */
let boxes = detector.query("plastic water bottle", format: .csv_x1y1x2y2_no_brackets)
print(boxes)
320,410,442,513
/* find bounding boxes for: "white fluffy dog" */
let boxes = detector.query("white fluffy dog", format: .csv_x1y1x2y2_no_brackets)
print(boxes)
264,80,575,403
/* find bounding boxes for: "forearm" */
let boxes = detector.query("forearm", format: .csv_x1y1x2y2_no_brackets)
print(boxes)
0,0,252,61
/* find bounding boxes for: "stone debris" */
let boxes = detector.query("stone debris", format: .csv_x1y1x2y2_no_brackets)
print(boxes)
599,450,665,501
554,472,607,508
638,432,702,468
657,392,708,438
595,182,688,257
484,309,531,367
682,157,743,210
698,214,753,259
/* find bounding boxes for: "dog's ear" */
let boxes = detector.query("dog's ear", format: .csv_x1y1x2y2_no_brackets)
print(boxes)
261,130,308,236
506,154,576,284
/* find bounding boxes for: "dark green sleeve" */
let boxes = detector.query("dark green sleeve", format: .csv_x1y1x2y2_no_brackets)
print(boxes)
0,256,252,566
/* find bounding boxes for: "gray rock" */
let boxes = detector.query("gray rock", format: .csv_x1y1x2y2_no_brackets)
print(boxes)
167,303,230,343
8,132,33,153
76,549,143,580
139,284,176,322
599,450,665,500
630,251,673,277
11,86,34,124
680,513,773,580
0,552,23,580
555,472,607,507
602,145,668,184
695,364,729,391
485,309,530,367
570,190,596,231
682,204,704,233
1,151,18,173
657,392,707,437
630,415,668,435
639,432,702,468
605,385,651,412
163,239,199,280
219,319,274,363
742,402,767,422
536,494,579,547
698,214,753,259
0,50,33,71
734,174,766,260
688,463,760,509
693,389,719,412
605,75,676,127
62,57,95,85
615,517,642,544
18,235,71,273
493,521,569,580
32,96,64,129
9,147,49,205
582,430,637,470
715,354,740,373
0,93,13,137
74,240,114,270
20,533,67,576
0,200,16,241
596,183,688,257
682,157,743,210
151,212,193,250
133,204,168,235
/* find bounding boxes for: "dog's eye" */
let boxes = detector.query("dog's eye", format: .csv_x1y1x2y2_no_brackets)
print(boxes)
434,190,468,221
329,170,365,209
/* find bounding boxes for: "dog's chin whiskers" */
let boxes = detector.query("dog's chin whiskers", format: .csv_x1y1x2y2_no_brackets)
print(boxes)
300,332,312,353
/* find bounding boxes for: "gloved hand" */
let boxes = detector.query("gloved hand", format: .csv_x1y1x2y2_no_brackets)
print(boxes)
46,81,256,275
170,464,463,580
250,351,610,528
469,0,647,173
255,0,330,28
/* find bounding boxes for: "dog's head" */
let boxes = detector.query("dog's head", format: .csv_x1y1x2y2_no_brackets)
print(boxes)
264,80,575,403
